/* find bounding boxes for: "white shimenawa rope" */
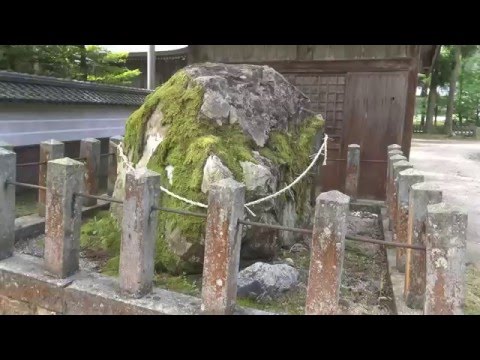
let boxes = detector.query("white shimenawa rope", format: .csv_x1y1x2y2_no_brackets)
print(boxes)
115,142,208,209
113,134,328,216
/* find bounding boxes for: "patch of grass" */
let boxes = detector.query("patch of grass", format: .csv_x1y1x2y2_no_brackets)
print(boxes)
466,265,480,315
154,273,200,296
15,190,37,217
80,211,121,275
237,290,306,315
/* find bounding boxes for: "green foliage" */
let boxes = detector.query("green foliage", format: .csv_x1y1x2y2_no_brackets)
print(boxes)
456,50,480,125
260,116,325,217
154,273,199,296
0,45,140,85
417,45,480,130
80,211,121,253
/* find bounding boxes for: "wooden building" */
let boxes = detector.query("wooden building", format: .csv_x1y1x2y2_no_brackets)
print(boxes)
125,48,188,89
188,45,439,200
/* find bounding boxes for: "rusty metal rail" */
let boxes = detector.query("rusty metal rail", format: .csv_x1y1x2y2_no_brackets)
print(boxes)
345,234,425,251
328,158,387,164
16,161,47,167
237,219,425,251
6,180,46,191
238,219,313,235
151,205,207,218
100,152,116,158
14,155,112,168
74,193,124,204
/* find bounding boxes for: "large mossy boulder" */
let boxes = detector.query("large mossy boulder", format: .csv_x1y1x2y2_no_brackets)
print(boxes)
111,63,325,275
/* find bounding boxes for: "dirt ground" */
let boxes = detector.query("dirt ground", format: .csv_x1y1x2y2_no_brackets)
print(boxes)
409,139,480,267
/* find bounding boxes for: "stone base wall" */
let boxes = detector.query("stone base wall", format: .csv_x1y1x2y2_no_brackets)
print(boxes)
0,253,270,315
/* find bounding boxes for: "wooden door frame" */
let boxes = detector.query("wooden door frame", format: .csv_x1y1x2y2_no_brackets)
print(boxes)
230,57,418,158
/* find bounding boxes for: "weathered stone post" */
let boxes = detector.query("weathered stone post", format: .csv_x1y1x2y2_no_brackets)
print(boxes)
392,160,413,272
387,153,406,230
108,136,123,196
38,140,65,217
0,141,14,151
396,168,424,273
305,190,350,315
388,144,402,152
119,168,160,297
0,148,16,260
345,144,360,200
404,182,442,309
201,178,245,315
44,158,84,278
424,203,468,315
386,143,402,200
79,138,100,206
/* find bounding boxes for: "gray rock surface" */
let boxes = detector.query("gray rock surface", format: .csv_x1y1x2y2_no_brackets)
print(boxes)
201,155,234,194
185,63,310,147
237,262,300,300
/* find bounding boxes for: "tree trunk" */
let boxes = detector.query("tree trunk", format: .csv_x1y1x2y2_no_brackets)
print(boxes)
445,45,462,136
420,83,428,127
426,79,437,133
79,45,88,81
458,61,465,126
434,105,438,126
476,101,480,126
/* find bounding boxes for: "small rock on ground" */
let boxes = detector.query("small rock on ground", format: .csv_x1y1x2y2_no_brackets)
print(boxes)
237,262,299,301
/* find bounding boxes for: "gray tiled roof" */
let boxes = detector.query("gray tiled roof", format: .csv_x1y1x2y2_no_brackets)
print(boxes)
0,71,152,106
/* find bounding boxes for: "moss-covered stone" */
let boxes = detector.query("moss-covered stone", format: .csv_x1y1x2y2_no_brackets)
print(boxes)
84,65,325,275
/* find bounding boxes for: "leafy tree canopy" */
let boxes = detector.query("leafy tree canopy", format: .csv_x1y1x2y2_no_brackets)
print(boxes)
0,45,140,85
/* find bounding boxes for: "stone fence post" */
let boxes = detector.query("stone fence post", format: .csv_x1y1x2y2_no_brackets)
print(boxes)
305,190,350,315
0,148,16,260
201,178,245,315
396,168,423,273
80,138,100,207
38,140,65,217
387,153,406,230
391,161,412,271
0,141,14,151
108,136,123,196
345,144,360,200
119,168,160,298
386,144,402,198
44,158,84,278
404,182,442,309
424,203,468,315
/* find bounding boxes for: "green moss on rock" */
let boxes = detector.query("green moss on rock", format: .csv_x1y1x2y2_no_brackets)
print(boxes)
84,69,324,275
